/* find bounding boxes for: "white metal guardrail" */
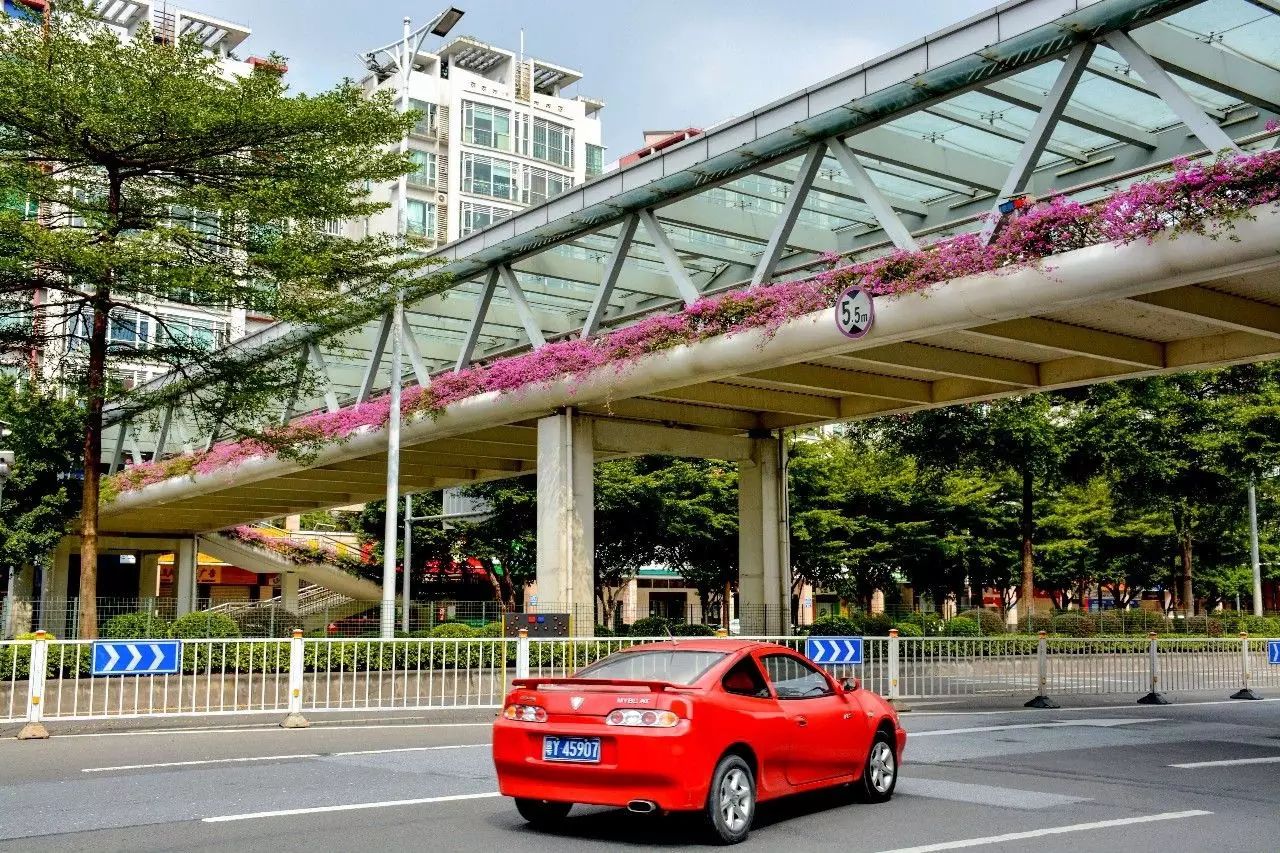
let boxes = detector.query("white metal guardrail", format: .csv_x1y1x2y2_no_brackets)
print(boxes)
3,631,1277,737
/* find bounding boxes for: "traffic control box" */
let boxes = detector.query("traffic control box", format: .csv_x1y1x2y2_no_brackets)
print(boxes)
503,612,570,638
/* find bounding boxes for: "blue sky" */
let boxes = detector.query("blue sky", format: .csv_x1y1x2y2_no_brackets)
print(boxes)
177,0,996,159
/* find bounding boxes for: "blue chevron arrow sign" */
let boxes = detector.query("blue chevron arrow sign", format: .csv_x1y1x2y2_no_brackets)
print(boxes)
805,636,863,666
1269,640,1280,665
92,640,182,676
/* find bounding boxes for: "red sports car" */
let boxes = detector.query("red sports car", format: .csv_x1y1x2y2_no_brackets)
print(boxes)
492,639,906,844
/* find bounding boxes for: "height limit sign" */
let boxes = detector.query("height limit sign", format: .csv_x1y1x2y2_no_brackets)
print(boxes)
835,286,874,339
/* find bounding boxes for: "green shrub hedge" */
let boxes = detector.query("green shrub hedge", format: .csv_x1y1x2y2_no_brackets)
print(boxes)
101,612,173,639
628,616,672,637
807,615,862,636
945,616,980,637
1052,613,1098,638
958,608,1007,635
171,612,240,639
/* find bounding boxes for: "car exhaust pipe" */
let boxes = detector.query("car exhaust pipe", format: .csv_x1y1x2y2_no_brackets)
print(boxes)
627,799,658,814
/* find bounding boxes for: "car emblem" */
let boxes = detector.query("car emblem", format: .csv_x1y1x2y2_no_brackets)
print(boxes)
570,696,584,710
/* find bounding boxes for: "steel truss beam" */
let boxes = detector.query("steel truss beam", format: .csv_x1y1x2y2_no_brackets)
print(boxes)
751,142,827,286
1103,31,1240,154
980,42,1094,243
582,214,639,337
827,137,919,251
455,269,498,371
639,209,702,305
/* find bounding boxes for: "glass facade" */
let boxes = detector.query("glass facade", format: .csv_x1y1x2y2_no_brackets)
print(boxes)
408,99,438,137
532,117,573,168
406,198,436,239
462,101,511,151
460,201,513,236
408,149,436,189
523,165,572,206
462,153,518,201
585,144,604,178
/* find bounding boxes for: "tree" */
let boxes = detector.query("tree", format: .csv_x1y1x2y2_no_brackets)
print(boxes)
0,378,83,581
1079,372,1250,614
875,395,1065,614
0,6,439,635
646,458,739,620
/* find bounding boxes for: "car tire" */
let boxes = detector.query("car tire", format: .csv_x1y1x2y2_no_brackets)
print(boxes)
705,754,755,845
515,798,572,828
854,730,898,803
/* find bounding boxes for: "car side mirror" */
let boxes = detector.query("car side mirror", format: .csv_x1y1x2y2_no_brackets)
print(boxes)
841,677,859,692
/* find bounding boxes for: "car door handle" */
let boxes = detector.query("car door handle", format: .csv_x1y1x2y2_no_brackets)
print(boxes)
796,716,808,727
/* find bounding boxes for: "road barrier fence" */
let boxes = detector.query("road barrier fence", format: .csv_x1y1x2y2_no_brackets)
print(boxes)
3,631,1276,736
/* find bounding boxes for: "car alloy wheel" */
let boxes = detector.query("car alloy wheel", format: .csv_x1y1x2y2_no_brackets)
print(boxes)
719,767,753,833
855,731,898,803
868,740,895,793
706,754,755,844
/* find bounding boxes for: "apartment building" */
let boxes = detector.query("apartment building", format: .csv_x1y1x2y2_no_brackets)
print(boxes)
2,1,270,391
356,34,605,246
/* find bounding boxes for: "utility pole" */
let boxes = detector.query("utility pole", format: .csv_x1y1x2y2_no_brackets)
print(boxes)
1249,482,1263,617
362,7,465,639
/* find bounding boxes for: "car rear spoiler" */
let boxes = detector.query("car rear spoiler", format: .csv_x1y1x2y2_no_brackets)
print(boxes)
510,677,679,691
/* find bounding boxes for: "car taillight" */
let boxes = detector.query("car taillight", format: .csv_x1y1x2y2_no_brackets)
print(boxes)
605,709,679,728
503,703,548,723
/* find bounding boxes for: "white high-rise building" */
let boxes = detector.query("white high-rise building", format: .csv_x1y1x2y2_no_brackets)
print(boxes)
3,2,272,392
356,35,605,246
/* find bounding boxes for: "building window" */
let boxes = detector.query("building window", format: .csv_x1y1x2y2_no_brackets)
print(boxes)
460,201,513,236
461,153,518,201
462,101,511,151
408,149,436,189
522,165,572,206
109,310,152,354
532,118,573,168
408,99,438,137
157,313,230,351
585,144,604,178
406,198,436,239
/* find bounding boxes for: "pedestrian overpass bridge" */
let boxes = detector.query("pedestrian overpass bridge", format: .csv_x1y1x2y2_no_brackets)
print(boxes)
89,0,1280,632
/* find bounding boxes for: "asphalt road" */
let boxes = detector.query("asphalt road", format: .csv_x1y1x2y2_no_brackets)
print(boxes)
2,696,1279,852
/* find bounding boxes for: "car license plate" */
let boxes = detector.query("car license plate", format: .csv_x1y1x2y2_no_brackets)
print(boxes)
543,735,601,763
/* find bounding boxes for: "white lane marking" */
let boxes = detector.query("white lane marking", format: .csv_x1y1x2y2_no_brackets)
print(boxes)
82,754,320,773
332,743,488,757
874,810,1212,853
908,697,1280,717
910,718,1161,737
1170,755,1280,769
202,791,502,822
896,778,1089,810
37,722,492,740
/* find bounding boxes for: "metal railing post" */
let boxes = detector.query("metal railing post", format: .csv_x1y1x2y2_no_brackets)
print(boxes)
1231,632,1262,700
1138,631,1168,705
1025,630,1060,708
281,628,310,728
17,630,50,739
887,628,905,709
515,628,530,680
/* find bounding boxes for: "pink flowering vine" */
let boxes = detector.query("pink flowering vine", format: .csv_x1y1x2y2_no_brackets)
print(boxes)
107,150,1280,499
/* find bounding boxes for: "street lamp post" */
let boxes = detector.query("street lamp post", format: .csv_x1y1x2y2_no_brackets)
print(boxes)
362,8,464,639
1248,481,1263,617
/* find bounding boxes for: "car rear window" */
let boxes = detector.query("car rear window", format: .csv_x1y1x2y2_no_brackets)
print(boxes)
575,650,726,685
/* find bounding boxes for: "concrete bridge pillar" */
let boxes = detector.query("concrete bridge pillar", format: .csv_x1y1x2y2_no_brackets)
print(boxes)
175,538,198,616
139,553,161,599
6,564,35,636
536,409,594,634
281,571,299,613
41,544,72,636
738,433,791,635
